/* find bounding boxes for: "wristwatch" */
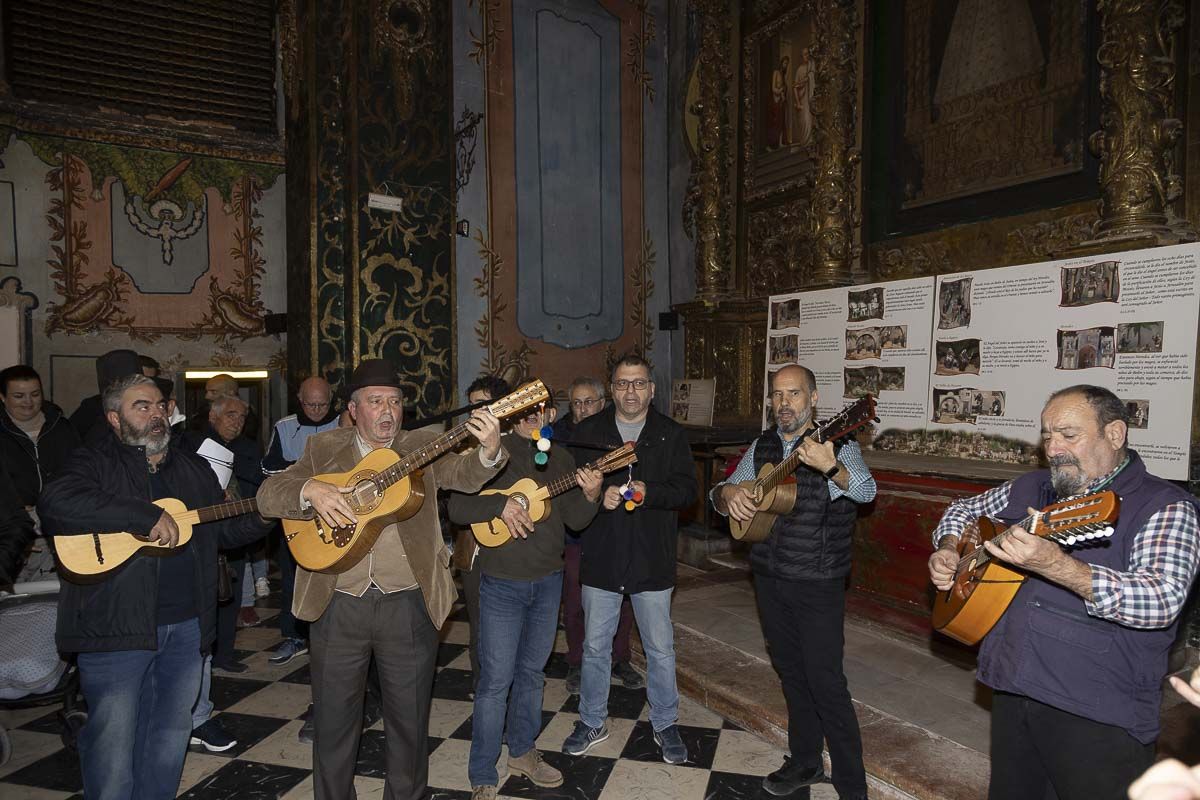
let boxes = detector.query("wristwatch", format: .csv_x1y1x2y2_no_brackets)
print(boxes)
823,463,840,479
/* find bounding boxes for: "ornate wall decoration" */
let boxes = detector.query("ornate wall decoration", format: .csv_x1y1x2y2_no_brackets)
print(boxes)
370,0,436,121
1089,0,1195,243
873,241,952,281
37,143,281,342
279,0,302,121
630,229,657,358
685,0,735,300
626,0,658,102
473,227,535,389
1004,210,1099,261
745,196,814,295
809,0,858,287
467,0,503,65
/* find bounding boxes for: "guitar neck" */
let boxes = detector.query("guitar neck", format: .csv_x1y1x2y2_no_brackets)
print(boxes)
759,428,819,494
544,449,637,498
376,423,475,489
187,497,260,524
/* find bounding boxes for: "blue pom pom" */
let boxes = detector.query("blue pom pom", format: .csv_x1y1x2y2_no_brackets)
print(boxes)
540,425,554,439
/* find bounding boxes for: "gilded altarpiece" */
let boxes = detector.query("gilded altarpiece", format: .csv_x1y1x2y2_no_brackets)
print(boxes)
284,0,455,415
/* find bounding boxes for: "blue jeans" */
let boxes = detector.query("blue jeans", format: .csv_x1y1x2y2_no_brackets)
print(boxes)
77,618,203,800
191,654,214,728
468,571,562,787
580,585,678,731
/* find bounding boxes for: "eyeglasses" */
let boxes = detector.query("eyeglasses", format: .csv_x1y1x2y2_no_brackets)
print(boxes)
571,397,600,409
613,379,650,391
300,401,331,410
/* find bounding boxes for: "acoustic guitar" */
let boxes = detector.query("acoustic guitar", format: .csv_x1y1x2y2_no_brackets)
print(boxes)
284,380,549,573
931,490,1119,645
471,442,639,547
729,395,877,543
54,496,260,582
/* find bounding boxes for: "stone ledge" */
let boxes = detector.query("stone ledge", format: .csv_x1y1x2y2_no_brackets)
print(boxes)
634,623,988,800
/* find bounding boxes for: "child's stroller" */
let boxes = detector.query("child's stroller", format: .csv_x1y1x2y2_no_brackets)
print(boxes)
0,579,86,766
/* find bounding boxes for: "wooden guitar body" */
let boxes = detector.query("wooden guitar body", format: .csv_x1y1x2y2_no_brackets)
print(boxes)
728,464,798,543
56,497,196,582
929,517,1026,646
283,447,427,573
471,478,552,547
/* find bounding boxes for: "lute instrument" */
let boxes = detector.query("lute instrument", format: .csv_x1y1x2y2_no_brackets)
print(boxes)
283,380,549,573
729,395,877,542
931,490,1119,645
471,442,638,547
54,497,260,582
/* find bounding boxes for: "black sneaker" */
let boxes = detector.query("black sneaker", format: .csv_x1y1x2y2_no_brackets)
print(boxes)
561,721,609,756
652,724,688,764
268,638,308,666
190,719,238,753
762,756,826,796
565,665,581,694
612,661,645,690
213,660,249,675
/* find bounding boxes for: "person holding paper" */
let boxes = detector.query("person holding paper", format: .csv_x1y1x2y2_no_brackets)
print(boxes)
928,385,1200,800
711,364,875,800
38,374,271,800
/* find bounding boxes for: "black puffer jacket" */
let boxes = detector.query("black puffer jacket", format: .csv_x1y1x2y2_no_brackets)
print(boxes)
0,461,34,587
0,402,81,507
573,406,698,593
38,429,271,653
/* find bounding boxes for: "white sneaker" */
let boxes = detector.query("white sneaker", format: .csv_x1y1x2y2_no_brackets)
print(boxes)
254,577,270,598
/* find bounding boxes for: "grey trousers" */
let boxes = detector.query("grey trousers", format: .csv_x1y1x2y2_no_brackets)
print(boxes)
310,588,438,800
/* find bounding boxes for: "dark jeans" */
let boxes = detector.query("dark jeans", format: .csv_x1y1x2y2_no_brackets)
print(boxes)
469,571,562,786
213,550,244,668
989,691,1154,800
461,558,481,689
755,574,866,799
563,539,633,666
77,618,202,800
310,589,437,800
276,528,307,641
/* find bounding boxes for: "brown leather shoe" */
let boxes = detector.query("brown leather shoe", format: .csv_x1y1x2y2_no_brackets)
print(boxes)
508,748,563,788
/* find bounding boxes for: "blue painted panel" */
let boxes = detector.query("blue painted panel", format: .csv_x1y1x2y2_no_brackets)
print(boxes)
514,0,623,347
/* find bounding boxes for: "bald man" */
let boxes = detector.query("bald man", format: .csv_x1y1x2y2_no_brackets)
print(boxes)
712,365,875,800
262,376,340,666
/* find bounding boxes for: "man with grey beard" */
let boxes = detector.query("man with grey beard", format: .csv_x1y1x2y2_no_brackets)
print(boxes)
38,374,272,800
929,385,1200,800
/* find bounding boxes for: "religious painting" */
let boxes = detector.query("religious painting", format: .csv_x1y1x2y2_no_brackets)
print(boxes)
742,3,817,201
866,0,1100,240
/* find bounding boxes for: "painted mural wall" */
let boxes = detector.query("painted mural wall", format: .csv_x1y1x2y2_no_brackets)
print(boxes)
0,129,286,416
453,0,689,405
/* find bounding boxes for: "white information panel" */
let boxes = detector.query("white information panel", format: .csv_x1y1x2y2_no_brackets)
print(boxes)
764,242,1200,479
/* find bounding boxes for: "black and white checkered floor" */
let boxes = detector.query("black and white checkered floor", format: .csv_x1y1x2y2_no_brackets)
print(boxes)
0,588,837,799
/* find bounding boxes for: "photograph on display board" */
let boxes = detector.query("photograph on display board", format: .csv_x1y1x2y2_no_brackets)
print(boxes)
1056,326,1116,369
1060,260,1120,307
847,287,884,322
845,327,882,360
844,366,879,398
672,401,689,419
879,367,905,391
1123,398,1150,429
1117,321,1163,353
771,298,802,329
934,339,981,376
938,277,972,329
881,325,907,349
769,334,799,364
676,383,691,402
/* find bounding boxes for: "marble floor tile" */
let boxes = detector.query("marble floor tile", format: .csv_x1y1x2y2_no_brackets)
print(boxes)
426,737,474,791
226,680,314,719
0,730,64,779
238,720,312,768
597,758,712,800
236,650,313,683
501,749,614,799
439,620,472,646
178,751,231,793
542,676,571,712
710,729,786,776
0,785,73,799
428,698,476,739
177,759,309,799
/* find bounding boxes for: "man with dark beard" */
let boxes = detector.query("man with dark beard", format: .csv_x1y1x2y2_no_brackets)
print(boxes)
38,374,272,800
712,364,875,800
928,385,1200,800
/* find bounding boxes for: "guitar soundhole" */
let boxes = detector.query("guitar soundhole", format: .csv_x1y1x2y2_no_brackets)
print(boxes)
512,494,529,511
348,471,383,513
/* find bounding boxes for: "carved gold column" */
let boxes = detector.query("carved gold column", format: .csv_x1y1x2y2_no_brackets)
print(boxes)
809,0,858,287
684,0,734,301
1088,0,1197,245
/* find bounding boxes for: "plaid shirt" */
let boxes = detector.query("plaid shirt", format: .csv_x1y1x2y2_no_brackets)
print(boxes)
711,434,876,513
932,478,1200,630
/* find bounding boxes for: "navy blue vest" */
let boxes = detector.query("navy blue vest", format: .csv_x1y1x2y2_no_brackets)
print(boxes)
977,451,1198,742
748,429,858,581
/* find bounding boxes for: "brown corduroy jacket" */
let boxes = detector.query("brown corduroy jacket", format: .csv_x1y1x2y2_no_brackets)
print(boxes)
256,425,505,628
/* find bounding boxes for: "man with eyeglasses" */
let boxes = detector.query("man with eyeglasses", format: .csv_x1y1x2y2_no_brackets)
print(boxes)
553,377,643,694
262,376,340,666
561,354,698,764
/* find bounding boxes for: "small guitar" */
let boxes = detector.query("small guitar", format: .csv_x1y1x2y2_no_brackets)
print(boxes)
284,380,550,573
471,443,639,547
931,490,1119,645
54,497,260,582
729,395,877,542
